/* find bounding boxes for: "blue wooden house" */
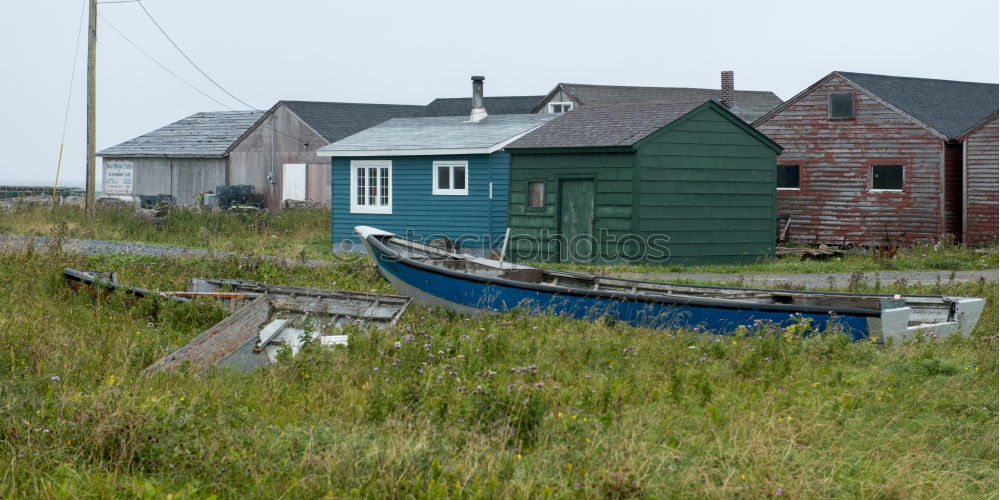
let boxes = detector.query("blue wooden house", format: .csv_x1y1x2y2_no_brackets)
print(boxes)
317,78,555,253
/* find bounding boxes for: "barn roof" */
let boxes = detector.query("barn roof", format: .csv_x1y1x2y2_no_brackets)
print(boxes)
316,114,558,157
279,101,425,143
98,111,263,158
507,100,781,152
835,72,999,139
534,83,783,122
420,96,545,117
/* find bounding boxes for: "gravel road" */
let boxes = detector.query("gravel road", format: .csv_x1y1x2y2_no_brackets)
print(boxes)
2,234,996,289
0,234,332,267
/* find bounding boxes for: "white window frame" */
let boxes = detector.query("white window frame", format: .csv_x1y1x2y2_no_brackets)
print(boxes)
432,161,469,196
547,102,574,113
869,164,904,193
350,160,392,214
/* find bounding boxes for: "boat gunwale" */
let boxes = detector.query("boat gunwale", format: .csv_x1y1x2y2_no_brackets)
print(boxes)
362,234,888,318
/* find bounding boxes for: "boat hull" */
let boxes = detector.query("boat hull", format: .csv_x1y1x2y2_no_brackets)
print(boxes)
357,227,985,343
362,237,879,339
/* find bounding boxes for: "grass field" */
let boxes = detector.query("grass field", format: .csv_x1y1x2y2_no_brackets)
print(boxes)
0,204,333,261
1,244,996,498
1,204,996,273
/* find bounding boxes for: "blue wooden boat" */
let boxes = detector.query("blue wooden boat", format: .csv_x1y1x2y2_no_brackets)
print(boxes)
355,226,986,343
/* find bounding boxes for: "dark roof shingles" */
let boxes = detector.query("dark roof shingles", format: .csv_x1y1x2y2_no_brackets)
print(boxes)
555,83,782,122
98,111,263,157
507,101,707,149
420,96,545,117
279,101,425,142
836,72,999,139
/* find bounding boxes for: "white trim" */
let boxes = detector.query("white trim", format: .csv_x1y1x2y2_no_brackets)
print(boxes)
776,187,801,191
349,160,392,214
870,189,904,193
432,161,469,196
547,102,574,113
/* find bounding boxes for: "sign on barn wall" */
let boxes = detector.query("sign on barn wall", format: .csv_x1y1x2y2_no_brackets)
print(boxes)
103,160,134,195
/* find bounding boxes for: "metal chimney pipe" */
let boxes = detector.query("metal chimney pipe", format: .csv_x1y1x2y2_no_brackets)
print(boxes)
469,76,487,122
721,71,735,108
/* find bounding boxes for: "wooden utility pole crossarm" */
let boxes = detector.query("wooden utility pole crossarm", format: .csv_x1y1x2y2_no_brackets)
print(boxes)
86,0,97,216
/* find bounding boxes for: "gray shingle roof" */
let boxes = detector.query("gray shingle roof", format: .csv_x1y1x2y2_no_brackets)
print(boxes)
836,71,999,139
280,101,425,142
317,114,558,156
420,96,545,117
543,83,783,122
98,111,263,158
507,101,707,149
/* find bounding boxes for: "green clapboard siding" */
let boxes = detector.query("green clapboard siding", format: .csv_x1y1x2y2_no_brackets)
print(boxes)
508,103,778,266
508,152,635,264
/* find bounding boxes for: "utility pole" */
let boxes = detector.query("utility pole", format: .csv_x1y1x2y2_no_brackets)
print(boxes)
86,0,97,216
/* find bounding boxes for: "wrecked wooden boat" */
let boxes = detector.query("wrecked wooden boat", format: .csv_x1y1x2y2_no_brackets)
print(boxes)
64,268,189,302
355,226,985,343
63,268,411,373
146,278,411,373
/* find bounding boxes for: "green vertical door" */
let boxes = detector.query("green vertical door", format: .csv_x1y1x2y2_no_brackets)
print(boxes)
559,179,595,262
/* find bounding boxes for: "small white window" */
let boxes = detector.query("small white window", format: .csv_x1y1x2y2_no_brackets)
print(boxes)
432,161,469,195
350,160,392,214
547,102,574,113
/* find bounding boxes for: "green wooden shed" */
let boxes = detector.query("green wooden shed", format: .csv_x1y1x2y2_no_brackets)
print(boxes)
504,100,783,265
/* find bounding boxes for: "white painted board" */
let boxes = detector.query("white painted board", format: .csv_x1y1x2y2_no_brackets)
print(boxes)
282,163,307,202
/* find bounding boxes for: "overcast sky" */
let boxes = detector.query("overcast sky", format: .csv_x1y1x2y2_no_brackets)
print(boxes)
2,0,997,187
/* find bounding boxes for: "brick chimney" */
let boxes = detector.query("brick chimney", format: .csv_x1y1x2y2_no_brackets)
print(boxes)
721,71,734,108
469,76,487,122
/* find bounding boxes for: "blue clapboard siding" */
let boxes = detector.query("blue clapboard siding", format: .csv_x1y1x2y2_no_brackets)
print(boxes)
331,152,509,250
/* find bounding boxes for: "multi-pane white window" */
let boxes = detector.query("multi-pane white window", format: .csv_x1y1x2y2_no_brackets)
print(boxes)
350,160,392,214
547,102,574,113
432,161,469,195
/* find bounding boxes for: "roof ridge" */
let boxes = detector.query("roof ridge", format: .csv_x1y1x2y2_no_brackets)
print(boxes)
559,82,778,94
429,95,546,100
835,71,999,87
278,100,423,107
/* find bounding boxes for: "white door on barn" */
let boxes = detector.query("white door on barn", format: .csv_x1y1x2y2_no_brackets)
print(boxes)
282,163,307,202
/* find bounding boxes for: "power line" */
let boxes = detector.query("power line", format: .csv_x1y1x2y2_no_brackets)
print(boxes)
52,0,89,205
105,3,322,150
61,0,89,141
135,0,258,111
98,13,236,111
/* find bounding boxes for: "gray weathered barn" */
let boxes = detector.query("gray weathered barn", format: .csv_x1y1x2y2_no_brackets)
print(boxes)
228,101,425,210
97,111,262,204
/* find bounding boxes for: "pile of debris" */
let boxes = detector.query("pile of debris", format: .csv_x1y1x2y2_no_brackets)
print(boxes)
64,269,411,373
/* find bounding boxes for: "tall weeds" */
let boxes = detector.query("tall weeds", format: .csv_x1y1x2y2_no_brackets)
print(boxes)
0,249,996,498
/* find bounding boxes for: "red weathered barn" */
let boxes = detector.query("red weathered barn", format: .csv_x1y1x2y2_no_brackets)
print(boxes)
755,72,998,245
